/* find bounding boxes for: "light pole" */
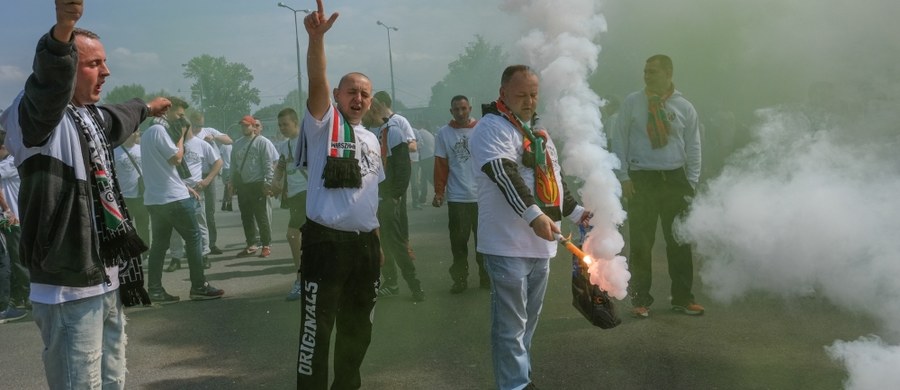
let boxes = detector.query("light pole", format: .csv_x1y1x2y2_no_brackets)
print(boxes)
376,20,399,102
277,2,312,113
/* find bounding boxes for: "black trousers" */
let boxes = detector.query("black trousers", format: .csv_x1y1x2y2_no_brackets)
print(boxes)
626,168,696,307
202,174,218,247
235,181,271,247
378,196,421,292
297,220,380,390
446,202,486,283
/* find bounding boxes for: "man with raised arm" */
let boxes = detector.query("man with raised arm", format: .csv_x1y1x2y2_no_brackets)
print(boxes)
295,1,385,389
0,1,170,387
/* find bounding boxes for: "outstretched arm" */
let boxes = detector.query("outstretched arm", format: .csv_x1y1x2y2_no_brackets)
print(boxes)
304,0,339,120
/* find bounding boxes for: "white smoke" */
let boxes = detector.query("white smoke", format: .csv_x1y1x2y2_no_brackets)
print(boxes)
678,92,900,387
502,0,630,299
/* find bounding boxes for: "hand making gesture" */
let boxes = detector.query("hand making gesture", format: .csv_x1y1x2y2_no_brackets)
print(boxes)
304,0,339,37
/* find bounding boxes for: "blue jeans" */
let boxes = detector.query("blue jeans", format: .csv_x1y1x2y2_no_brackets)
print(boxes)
484,255,550,390
147,198,206,290
32,290,126,390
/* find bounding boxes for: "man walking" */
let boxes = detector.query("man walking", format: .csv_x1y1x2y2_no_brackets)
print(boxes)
433,95,488,293
230,115,277,258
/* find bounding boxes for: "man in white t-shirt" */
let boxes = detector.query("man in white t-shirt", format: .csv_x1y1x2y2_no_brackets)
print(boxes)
165,119,223,271
471,65,590,390
295,3,385,388
369,91,424,301
433,95,488,293
114,130,150,251
142,97,224,303
188,111,232,255
273,108,309,301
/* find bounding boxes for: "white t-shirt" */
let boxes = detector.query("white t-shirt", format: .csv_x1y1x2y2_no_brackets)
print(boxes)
470,114,569,259
182,137,221,188
434,124,478,203
379,114,416,156
114,144,142,199
195,126,225,143
0,155,21,215
300,105,384,232
141,124,190,206
277,136,308,198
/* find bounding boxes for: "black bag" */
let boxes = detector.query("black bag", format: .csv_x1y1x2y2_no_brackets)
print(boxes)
571,242,621,329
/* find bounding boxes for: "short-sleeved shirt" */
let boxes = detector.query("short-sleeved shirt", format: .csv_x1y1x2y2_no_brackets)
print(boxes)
434,124,478,202
182,137,221,188
277,136,308,198
113,144,142,198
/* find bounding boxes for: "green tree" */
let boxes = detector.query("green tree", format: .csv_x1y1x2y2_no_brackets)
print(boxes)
182,54,261,130
427,35,508,123
102,83,146,104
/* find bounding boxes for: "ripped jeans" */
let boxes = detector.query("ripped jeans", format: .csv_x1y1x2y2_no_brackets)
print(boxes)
32,290,126,390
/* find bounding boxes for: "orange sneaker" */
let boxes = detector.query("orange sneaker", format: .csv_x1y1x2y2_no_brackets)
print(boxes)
631,306,650,318
259,246,271,258
672,303,705,316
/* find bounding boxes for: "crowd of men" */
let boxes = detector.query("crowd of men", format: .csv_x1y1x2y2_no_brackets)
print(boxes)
0,1,708,389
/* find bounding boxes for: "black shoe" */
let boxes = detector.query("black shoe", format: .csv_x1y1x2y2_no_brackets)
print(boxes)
164,258,181,273
190,282,224,301
450,280,467,294
148,290,181,305
10,297,31,310
203,256,211,269
208,246,223,255
412,289,426,302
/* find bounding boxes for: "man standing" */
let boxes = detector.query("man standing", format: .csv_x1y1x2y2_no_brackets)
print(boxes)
0,1,165,386
0,134,31,310
114,130,150,249
413,126,434,209
189,111,232,255
433,95,488,293
165,119,223,271
471,65,589,390
273,108,308,301
370,91,425,302
610,54,703,318
230,115,277,258
142,98,224,303
296,1,385,388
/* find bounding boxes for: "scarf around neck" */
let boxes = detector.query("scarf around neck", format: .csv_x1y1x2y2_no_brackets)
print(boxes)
67,104,150,306
492,99,560,209
645,84,675,149
324,107,362,188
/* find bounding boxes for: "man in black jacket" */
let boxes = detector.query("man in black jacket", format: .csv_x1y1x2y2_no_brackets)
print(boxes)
0,1,169,387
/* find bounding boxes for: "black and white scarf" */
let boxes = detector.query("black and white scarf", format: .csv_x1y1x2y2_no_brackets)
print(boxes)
67,105,151,307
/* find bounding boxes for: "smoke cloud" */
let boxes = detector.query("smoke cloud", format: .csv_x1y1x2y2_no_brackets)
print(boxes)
502,0,630,299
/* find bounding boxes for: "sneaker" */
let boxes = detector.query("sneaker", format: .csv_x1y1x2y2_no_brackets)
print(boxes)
190,282,224,301
164,257,182,272
236,247,257,258
671,303,705,316
412,289,426,302
449,280,467,294
0,306,27,324
631,306,650,318
286,280,302,301
149,290,181,305
377,286,399,297
259,246,271,258
11,297,32,310
208,246,224,255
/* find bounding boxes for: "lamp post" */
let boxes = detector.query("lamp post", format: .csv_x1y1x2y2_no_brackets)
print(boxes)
376,20,399,102
277,2,312,113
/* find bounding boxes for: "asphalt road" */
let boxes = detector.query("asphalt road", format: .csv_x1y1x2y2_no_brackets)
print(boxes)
0,191,876,389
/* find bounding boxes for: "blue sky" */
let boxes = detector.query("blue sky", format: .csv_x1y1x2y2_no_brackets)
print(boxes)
0,0,522,110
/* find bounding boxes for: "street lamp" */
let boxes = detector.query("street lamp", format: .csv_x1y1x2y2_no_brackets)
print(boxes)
277,2,312,113
376,20,399,103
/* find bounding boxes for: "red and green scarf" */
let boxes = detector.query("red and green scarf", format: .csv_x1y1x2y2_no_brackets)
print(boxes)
323,107,362,188
646,84,674,149
494,99,560,208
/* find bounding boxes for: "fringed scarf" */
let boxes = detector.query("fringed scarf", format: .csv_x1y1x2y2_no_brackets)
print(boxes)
646,84,675,149
493,99,560,209
67,105,151,307
323,107,362,188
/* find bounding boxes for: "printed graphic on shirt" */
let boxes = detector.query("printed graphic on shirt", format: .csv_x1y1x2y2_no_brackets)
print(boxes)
359,141,381,177
452,134,471,163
